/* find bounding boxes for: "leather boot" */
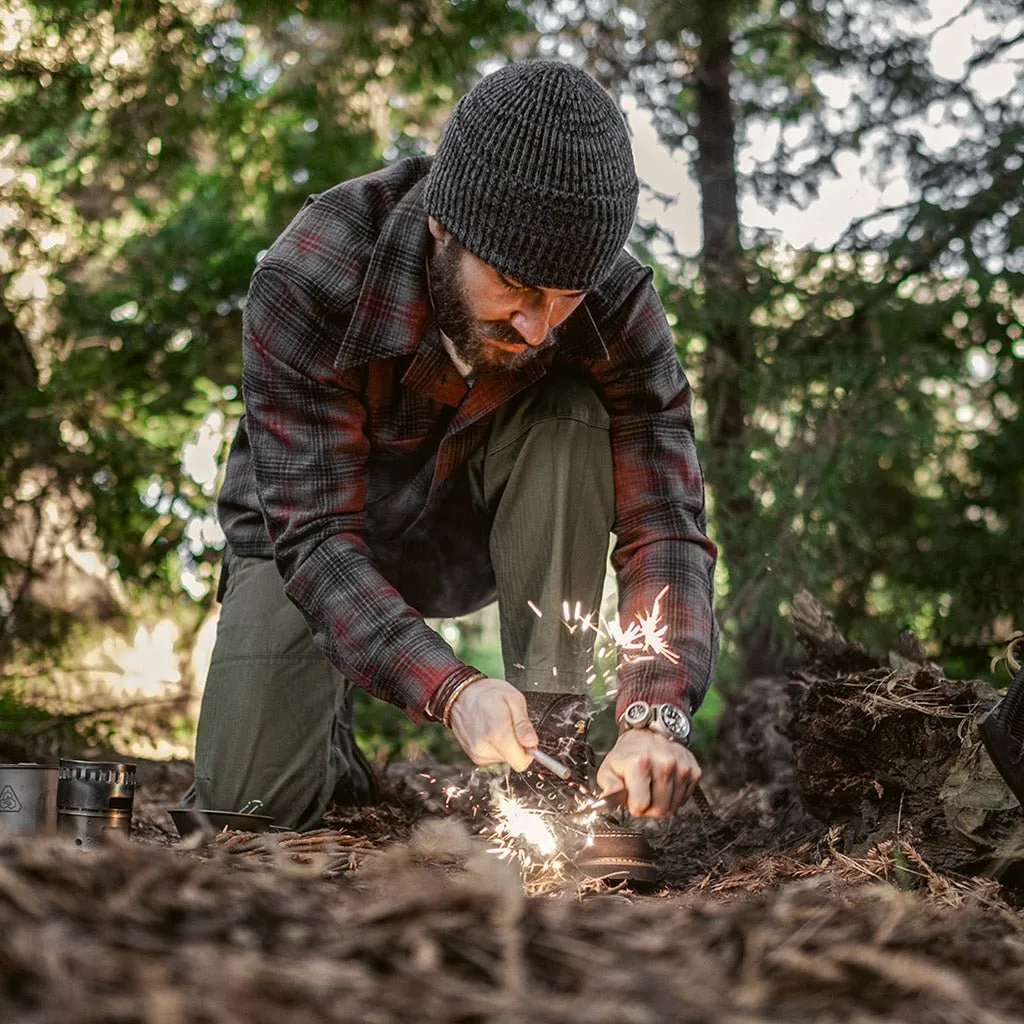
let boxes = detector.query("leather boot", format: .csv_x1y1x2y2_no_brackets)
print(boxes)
505,692,661,885
329,688,379,807
980,661,1024,806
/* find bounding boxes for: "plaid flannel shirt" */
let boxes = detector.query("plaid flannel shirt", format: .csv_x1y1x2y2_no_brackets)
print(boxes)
218,157,719,723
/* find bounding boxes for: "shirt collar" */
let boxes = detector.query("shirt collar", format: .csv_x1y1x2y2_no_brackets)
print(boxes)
401,326,469,407
562,300,609,361
335,179,432,371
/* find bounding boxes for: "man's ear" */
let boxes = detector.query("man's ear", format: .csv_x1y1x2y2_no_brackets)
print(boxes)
427,216,450,244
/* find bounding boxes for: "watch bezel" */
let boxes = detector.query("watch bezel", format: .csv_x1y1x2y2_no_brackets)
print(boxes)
620,700,652,730
652,703,692,745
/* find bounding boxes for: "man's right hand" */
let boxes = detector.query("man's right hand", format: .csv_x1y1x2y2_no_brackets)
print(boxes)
448,678,538,771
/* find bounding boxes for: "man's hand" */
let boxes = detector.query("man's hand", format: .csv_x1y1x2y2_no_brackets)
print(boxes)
448,678,539,771
596,729,701,817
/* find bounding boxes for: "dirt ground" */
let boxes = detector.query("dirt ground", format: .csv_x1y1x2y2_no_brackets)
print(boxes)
5,642,1024,1022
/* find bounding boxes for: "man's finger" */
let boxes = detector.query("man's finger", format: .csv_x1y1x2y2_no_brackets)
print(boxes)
623,757,652,816
505,693,539,749
648,758,676,817
491,705,534,772
501,743,534,773
683,764,703,807
595,786,628,811
468,743,499,766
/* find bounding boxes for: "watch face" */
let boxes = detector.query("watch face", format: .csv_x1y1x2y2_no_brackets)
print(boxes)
622,701,651,728
658,704,691,742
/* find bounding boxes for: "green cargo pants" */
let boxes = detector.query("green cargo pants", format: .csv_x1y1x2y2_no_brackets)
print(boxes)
193,370,614,830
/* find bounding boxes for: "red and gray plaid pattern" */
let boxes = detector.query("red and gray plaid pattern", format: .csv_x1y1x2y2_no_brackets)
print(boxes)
218,157,719,722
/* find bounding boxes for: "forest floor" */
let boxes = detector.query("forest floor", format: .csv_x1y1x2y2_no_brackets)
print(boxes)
4,623,1024,1022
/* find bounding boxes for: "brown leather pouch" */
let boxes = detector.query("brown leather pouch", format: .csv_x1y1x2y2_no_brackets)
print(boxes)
570,820,660,885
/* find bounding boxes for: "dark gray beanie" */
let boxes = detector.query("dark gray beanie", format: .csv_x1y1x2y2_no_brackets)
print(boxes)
422,61,639,292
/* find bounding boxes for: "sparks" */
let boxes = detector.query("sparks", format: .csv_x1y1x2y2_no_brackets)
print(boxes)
605,585,680,665
491,792,560,858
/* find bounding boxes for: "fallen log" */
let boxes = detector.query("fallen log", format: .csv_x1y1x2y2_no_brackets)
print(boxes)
788,590,1024,880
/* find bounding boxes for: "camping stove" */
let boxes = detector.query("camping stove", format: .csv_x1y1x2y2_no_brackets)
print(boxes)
57,759,136,848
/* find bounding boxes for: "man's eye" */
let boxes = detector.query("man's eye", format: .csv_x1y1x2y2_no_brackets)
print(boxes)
500,277,524,293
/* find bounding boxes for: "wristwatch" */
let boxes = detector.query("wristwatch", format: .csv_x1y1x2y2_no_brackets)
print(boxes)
618,700,692,746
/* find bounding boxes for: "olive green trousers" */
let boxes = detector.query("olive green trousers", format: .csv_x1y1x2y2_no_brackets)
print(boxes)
193,371,614,830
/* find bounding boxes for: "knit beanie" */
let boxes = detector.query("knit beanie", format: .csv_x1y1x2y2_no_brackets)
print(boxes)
422,61,639,292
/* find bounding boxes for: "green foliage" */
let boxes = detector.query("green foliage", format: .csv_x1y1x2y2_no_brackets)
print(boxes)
1,0,526,624
534,0,1024,677
0,688,123,749
353,692,464,765
0,691,55,734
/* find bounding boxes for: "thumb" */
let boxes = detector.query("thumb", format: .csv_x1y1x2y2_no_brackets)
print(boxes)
507,694,539,748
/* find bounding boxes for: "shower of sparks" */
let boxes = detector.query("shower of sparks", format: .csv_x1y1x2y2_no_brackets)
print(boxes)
485,781,615,890
560,600,600,637
420,588,680,890
487,790,573,887
490,792,560,859
414,774,572,883
603,585,681,665
529,585,681,670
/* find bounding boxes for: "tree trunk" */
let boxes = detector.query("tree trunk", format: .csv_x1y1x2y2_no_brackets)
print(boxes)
692,5,779,678
0,288,37,395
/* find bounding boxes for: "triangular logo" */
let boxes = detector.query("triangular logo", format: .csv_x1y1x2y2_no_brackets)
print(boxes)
0,784,22,813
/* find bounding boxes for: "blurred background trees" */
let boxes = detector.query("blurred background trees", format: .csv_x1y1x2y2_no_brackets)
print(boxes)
542,0,1023,679
1,0,1022,758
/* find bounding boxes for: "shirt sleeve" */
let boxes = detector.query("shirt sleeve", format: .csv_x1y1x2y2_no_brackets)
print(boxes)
240,268,471,720
587,267,720,719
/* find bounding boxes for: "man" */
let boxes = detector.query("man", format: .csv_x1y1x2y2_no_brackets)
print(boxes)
196,61,719,877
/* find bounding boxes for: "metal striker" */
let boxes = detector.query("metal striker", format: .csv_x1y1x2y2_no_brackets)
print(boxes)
529,748,573,780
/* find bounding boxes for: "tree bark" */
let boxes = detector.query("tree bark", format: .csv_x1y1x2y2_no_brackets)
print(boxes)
692,5,780,678
0,287,37,395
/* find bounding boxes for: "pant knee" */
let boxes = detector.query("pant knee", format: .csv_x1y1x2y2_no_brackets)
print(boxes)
490,371,610,453
482,375,613,526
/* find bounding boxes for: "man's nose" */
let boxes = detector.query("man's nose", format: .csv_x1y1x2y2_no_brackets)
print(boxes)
510,300,555,347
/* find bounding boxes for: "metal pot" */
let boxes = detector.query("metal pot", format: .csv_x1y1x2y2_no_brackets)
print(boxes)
0,763,59,836
57,759,136,849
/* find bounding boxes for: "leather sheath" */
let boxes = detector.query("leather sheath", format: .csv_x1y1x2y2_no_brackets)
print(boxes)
511,692,662,885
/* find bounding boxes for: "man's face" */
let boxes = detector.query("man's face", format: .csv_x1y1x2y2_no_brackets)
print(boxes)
427,221,587,372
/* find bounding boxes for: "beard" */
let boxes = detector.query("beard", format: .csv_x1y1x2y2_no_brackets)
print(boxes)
427,239,561,372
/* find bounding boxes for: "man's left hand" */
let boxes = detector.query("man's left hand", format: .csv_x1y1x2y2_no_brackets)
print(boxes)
596,729,702,817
